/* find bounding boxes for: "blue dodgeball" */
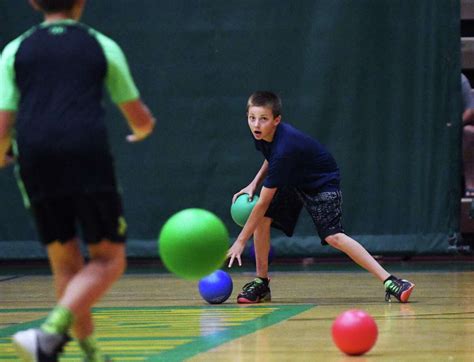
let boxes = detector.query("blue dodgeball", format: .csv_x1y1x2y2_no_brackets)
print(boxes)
198,270,233,304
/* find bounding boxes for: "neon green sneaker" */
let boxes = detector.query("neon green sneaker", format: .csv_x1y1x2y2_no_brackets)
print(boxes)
384,278,415,303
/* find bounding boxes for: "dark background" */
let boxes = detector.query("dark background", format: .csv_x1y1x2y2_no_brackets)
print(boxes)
0,0,461,258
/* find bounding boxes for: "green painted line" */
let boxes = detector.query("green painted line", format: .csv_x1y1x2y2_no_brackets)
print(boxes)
0,318,46,337
0,308,50,313
0,305,316,360
146,304,314,361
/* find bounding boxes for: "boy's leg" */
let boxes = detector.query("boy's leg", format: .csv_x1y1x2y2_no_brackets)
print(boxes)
301,190,415,303
46,239,125,338
254,216,273,279
59,240,125,361
50,240,125,360
46,239,101,360
324,233,390,282
13,240,125,360
59,240,126,316
46,238,94,339
237,217,273,304
13,239,83,361
324,233,414,303
67,192,126,361
237,187,302,304
13,198,80,360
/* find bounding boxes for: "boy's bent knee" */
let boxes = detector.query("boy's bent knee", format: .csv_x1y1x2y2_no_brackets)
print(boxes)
106,249,126,270
88,241,127,275
324,233,346,249
106,248,127,277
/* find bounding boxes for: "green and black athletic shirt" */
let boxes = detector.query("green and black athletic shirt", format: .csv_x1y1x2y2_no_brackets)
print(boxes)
0,20,139,202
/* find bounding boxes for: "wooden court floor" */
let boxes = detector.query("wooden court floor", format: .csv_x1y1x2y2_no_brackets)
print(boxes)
1,261,473,361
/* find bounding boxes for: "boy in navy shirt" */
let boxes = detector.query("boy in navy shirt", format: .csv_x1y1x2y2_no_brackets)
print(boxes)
0,0,155,360
227,91,414,304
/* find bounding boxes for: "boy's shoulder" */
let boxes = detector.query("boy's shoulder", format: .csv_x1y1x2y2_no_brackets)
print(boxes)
51,21,121,51
80,23,113,42
277,122,309,140
272,122,304,154
1,26,38,56
274,122,324,153
80,24,125,57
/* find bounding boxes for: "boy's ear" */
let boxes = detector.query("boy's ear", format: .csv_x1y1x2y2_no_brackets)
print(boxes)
73,0,87,18
274,115,282,125
29,0,41,12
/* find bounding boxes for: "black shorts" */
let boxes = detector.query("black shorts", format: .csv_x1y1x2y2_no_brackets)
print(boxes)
30,192,127,245
265,187,344,244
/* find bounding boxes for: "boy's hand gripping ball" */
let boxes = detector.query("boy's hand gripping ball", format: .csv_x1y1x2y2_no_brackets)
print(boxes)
230,194,259,227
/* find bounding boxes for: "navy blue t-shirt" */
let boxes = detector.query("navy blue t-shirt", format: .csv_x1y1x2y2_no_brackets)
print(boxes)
254,122,340,191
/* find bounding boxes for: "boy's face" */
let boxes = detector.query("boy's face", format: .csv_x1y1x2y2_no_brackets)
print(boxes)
247,106,281,142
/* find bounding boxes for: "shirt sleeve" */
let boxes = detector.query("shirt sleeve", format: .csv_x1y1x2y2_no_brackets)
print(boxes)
0,37,22,111
263,156,293,188
93,31,140,104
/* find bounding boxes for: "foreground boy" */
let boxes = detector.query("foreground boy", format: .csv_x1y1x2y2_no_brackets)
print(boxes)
227,91,414,304
0,0,155,360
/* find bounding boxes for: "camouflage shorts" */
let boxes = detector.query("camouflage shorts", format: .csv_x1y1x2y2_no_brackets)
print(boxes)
265,187,344,244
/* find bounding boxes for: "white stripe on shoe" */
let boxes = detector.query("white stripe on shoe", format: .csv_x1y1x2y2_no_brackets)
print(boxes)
12,329,39,362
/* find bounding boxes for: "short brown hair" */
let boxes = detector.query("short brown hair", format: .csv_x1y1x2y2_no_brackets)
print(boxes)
35,0,78,12
247,91,282,117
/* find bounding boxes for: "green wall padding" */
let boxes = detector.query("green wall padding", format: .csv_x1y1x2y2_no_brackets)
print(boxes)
0,1,461,259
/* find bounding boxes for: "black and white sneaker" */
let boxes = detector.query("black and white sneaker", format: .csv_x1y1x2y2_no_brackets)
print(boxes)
12,328,70,362
237,278,271,304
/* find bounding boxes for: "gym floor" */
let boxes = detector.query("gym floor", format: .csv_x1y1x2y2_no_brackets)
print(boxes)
1,257,473,361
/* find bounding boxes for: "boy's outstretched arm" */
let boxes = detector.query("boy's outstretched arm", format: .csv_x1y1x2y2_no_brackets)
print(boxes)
227,185,277,267
232,160,268,202
0,111,15,167
118,99,156,142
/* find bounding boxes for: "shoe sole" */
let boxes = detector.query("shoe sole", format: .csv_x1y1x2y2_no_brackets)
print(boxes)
399,284,415,303
12,330,38,362
237,294,271,304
